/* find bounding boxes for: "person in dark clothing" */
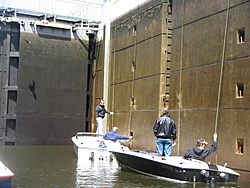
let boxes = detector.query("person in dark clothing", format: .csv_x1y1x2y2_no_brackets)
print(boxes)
103,127,132,142
183,133,218,161
95,100,114,134
153,108,177,156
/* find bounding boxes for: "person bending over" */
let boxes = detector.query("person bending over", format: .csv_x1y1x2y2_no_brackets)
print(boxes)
103,127,132,142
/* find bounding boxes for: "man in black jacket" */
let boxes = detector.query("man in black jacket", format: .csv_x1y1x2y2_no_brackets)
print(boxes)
153,108,176,156
95,100,114,134
183,133,218,161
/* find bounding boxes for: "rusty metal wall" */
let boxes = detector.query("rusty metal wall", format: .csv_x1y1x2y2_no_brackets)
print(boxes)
94,0,250,179
171,0,250,180
94,0,171,150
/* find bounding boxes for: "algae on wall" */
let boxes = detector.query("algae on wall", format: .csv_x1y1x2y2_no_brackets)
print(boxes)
18,32,89,145
0,18,91,145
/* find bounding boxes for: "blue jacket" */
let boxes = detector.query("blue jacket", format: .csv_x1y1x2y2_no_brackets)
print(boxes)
103,130,129,142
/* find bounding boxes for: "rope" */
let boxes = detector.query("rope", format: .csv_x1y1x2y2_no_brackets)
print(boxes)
177,0,185,156
214,0,230,164
128,1,139,148
111,8,117,129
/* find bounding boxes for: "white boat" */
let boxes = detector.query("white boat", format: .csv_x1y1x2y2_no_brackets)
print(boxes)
0,161,14,188
71,132,128,162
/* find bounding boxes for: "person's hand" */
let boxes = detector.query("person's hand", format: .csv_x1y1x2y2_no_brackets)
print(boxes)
129,136,133,140
213,133,217,141
110,112,114,115
172,140,176,146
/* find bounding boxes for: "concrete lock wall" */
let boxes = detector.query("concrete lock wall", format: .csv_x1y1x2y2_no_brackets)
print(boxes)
0,19,91,145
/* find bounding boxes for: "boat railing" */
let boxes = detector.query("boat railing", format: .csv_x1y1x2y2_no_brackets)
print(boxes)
75,132,104,139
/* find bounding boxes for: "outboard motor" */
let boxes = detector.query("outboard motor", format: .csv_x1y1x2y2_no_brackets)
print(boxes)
219,172,229,180
200,170,209,178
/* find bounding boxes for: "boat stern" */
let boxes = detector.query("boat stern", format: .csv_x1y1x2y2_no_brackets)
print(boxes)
182,161,240,183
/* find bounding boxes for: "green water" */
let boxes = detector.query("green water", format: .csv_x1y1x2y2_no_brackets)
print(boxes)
0,146,248,188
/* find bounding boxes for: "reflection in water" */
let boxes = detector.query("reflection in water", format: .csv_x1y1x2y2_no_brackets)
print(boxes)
76,159,119,187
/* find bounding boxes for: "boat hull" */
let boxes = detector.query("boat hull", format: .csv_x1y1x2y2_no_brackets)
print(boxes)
0,161,14,188
110,150,239,183
73,141,114,162
71,132,127,162
0,178,12,188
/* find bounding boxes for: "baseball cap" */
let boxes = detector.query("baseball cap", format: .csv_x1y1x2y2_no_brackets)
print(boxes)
197,138,208,145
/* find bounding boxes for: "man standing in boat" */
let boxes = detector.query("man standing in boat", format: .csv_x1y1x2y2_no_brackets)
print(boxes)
153,108,177,156
183,133,218,161
95,100,114,134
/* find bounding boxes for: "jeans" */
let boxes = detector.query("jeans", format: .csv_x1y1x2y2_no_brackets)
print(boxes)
156,138,172,156
96,117,103,134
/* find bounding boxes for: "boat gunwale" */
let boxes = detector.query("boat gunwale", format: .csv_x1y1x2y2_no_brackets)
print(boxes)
110,149,240,178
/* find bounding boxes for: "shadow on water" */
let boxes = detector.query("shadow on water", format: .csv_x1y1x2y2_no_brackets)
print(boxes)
0,146,248,188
